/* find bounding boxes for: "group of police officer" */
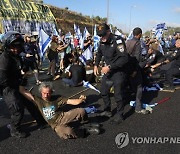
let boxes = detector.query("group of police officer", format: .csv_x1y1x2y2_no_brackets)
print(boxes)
0,24,179,139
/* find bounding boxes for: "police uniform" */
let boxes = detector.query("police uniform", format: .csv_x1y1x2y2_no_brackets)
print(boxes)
95,32,128,120
165,48,180,87
0,31,45,138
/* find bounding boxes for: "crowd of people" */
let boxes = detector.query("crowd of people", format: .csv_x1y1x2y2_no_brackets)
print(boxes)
0,23,179,139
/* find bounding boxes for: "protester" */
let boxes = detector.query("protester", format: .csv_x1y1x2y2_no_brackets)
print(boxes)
19,82,100,139
163,39,180,92
57,33,69,73
62,55,86,87
126,27,149,114
0,31,46,138
94,23,128,124
20,34,41,85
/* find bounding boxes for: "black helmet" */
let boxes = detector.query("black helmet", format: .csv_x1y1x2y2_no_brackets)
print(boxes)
2,31,24,51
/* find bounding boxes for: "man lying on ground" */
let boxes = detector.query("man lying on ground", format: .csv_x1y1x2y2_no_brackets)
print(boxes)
19,82,100,139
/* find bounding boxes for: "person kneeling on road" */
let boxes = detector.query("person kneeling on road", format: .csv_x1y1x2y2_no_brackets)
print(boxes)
19,82,100,139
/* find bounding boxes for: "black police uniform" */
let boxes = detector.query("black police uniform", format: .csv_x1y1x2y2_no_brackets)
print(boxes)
95,33,128,119
166,48,180,87
0,32,45,137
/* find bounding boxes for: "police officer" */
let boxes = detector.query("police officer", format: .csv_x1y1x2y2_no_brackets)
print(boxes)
163,39,180,92
94,23,128,124
0,31,46,138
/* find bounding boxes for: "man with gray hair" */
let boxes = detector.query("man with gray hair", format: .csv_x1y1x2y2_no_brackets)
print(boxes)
19,82,100,139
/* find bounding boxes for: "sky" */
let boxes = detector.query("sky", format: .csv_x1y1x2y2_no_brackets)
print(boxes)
44,0,180,33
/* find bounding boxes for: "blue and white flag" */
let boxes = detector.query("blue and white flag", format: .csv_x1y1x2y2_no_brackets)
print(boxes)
143,83,162,91
110,24,112,33
38,29,51,59
74,23,78,34
79,55,87,66
155,23,167,30
127,30,133,40
83,81,100,93
79,34,84,49
93,24,100,52
82,45,93,60
83,27,90,40
130,101,158,108
115,29,123,37
173,78,180,85
155,29,163,40
53,28,59,36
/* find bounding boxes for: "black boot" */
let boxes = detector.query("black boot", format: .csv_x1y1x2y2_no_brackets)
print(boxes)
7,124,27,138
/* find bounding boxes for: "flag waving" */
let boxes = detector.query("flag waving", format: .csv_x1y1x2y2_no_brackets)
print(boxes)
39,29,51,59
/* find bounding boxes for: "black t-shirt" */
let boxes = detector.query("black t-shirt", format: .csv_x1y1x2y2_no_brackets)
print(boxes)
69,64,86,85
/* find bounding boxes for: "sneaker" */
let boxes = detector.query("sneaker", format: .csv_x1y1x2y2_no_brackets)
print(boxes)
100,111,112,118
135,109,150,114
7,124,27,138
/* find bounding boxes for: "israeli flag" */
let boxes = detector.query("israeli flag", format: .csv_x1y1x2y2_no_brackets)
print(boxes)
74,23,78,34
174,78,180,85
83,27,90,40
127,30,133,40
53,28,59,36
155,23,167,30
79,55,87,66
79,34,84,49
110,24,112,33
130,101,158,108
82,45,93,60
143,83,162,91
77,26,81,39
83,80,100,93
115,29,123,37
38,29,51,59
93,24,100,52
155,29,163,40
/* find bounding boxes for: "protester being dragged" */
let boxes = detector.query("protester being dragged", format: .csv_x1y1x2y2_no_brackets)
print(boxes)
0,31,46,138
20,34,41,85
19,82,100,139
62,55,86,87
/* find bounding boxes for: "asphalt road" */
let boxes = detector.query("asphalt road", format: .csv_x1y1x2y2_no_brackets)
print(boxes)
0,69,180,154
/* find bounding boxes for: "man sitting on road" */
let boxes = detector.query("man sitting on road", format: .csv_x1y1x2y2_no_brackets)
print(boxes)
19,82,100,139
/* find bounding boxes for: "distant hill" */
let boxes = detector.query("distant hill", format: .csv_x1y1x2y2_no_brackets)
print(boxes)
48,5,107,34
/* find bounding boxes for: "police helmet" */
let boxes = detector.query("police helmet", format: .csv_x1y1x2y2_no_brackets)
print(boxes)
2,31,24,51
